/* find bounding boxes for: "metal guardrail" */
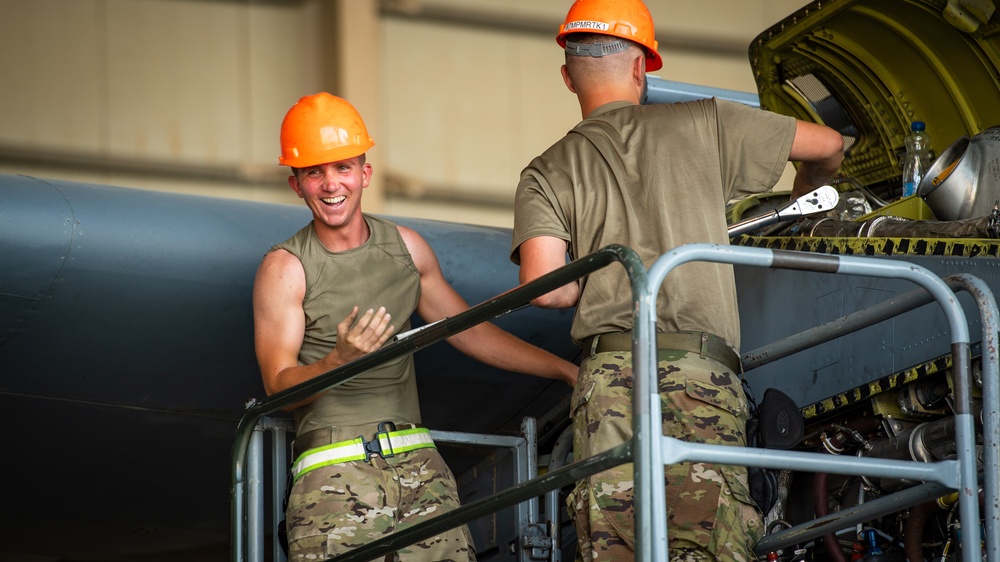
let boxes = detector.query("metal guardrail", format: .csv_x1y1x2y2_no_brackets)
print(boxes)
738,272,1000,557
245,418,541,562
230,244,649,562
246,416,294,562
636,244,988,561
232,242,998,562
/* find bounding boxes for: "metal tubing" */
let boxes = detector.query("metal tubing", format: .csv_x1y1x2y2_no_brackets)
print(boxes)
233,473,246,562
523,417,540,530
545,426,574,562
645,244,978,562
273,440,288,562
662,437,962,488
433,426,537,562
432,426,538,560
326,442,634,562
754,481,953,554
631,264,662,561
743,271,1000,558
950,274,1000,561
432,427,537,560
233,241,993,562
231,245,647,562
428,430,525,449
727,210,780,237
637,244,769,562
269,418,292,562
743,271,998,560
245,417,294,562
741,270,999,558
512,424,530,558
248,428,264,562
950,343,981,560
643,76,760,107
245,422,551,562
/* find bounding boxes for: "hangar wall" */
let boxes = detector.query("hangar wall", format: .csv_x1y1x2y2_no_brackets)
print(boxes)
0,0,808,227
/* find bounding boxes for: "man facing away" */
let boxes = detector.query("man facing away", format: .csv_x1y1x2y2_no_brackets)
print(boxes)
510,1,845,560
254,92,579,561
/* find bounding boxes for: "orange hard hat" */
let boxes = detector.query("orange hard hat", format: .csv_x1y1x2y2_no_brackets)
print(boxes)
556,0,662,72
278,93,375,168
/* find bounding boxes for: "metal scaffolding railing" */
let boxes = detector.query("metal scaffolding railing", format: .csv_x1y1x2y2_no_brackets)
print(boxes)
245,417,542,562
738,272,1000,558
231,242,998,562
230,245,649,562
636,244,989,561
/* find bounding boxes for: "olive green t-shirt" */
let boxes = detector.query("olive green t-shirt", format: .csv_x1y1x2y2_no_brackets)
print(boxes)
511,98,795,350
273,214,422,432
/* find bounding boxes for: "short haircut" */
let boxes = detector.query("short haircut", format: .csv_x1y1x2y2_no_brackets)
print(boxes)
564,33,644,82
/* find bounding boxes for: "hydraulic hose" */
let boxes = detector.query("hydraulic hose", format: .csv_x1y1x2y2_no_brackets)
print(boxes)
813,472,848,562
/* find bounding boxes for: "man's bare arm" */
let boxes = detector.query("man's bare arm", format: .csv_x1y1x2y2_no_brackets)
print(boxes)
517,235,580,309
400,226,578,386
789,120,845,199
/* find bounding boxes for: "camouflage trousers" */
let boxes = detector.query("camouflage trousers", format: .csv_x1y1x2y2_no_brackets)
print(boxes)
568,349,763,562
286,425,476,562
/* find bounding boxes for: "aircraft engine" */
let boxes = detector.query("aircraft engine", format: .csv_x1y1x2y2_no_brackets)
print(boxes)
761,368,983,562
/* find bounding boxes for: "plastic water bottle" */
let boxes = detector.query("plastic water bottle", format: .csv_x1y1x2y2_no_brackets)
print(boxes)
901,121,931,197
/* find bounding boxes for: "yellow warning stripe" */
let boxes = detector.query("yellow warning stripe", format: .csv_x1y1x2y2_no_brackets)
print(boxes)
734,235,1000,258
801,354,953,421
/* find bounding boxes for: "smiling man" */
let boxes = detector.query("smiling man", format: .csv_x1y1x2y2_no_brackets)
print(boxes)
252,92,578,562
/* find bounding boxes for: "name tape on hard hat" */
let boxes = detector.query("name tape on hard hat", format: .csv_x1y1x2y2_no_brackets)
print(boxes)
564,20,610,32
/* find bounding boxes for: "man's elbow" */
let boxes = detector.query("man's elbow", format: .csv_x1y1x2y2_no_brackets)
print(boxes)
261,374,282,397
530,288,577,309
530,294,560,309
810,126,844,167
823,130,845,166
792,122,845,168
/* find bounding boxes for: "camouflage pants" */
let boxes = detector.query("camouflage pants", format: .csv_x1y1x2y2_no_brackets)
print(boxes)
568,350,763,562
286,427,475,562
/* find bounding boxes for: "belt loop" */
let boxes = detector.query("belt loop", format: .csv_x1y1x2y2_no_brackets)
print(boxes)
699,332,709,361
590,334,601,357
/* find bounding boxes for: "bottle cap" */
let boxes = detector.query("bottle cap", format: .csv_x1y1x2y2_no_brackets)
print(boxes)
911,121,926,132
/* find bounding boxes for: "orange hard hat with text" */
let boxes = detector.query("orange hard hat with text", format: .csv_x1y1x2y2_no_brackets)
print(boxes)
278,93,375,168
556,0,663,71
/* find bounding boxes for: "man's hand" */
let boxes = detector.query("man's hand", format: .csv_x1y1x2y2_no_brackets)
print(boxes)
334,306,396,363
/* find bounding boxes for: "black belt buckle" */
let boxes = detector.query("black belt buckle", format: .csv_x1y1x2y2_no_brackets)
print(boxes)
362,421,397,462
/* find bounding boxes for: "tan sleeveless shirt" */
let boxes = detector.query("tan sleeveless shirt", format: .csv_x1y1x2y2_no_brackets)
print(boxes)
272,214,422,432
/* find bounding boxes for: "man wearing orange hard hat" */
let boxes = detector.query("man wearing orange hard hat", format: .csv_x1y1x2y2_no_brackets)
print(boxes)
511,0,844,560
253,93,578,561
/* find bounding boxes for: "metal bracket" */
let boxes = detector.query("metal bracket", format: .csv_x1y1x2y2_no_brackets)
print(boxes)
520,522,553,561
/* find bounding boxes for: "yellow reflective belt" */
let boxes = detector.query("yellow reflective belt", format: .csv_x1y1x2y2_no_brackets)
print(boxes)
291,427,435,481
